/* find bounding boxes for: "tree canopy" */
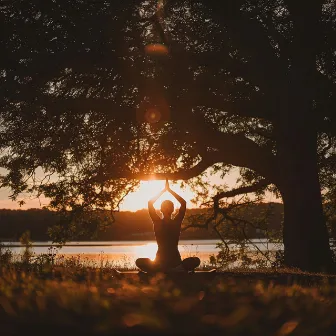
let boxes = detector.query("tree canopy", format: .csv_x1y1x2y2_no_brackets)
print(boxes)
1,0,336,271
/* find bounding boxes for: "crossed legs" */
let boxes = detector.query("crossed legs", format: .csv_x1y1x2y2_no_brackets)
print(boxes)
136,257,200,273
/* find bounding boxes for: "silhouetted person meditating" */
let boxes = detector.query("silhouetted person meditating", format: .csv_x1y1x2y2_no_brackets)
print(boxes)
136,179,200,273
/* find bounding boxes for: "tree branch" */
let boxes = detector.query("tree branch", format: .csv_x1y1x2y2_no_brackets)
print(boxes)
193,90,271,120
115,152,223,181
172,110,277,181
37,98,135,119
214,179,270,202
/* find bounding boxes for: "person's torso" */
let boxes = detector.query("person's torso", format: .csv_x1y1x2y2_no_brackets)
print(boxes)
154,218,181,267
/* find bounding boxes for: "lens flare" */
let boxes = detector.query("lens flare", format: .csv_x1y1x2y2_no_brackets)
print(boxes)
144,43,169,56
144,108,161,123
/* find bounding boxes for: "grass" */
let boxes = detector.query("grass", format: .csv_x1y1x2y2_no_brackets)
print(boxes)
1,261,336,335
2,246,336,335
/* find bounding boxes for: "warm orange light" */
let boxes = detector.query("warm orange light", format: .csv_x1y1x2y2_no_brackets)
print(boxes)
144,43,169,56
120,180,194,211
157,0,164,11
144,108,161,123
134,243,158,261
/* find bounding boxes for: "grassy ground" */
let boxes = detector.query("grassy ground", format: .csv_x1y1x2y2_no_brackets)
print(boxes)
1,262,336,336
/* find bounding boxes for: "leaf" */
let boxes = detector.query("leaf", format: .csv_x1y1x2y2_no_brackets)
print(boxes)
276,320,299,336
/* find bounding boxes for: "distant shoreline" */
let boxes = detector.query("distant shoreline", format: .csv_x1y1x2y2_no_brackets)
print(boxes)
1,238,275,248
1,238,220,247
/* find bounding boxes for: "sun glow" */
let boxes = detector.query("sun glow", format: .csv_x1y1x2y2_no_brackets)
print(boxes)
120,180,195,211
133,243,158,261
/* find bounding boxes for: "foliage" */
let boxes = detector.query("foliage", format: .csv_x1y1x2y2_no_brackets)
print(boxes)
0,266,336,335
46,208,116,244
185,199,284,269
19,230,33,264
0,0,334,208
0,243,13,265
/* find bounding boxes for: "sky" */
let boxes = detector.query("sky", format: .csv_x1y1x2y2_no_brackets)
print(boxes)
0,167,280,211
0,182,198,211
0,178,218,211
0,168,237,211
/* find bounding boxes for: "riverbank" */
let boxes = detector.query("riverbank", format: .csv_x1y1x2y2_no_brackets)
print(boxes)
1,239,284,270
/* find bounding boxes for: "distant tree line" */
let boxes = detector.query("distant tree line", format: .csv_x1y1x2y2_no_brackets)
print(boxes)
0,203,283,242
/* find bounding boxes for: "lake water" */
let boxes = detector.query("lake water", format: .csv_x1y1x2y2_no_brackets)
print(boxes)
2,239,281,267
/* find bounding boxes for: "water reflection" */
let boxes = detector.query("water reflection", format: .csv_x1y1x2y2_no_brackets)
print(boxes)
133,242,158,261
3,239,281,266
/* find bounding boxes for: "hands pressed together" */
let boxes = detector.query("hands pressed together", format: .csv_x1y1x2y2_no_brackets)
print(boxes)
164,178,170,191
149,177,186,206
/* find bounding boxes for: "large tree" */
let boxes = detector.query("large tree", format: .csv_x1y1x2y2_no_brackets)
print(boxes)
0,0,335,271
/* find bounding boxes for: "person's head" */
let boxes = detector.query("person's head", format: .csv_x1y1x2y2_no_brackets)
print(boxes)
160,200,174,218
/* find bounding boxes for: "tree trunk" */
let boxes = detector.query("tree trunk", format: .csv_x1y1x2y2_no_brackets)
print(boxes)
277,124,334,273
274,2,335,271
281,175,334,273
276,0,335,273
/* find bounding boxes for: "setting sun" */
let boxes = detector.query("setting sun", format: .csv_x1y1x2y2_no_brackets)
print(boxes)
120,180,195,211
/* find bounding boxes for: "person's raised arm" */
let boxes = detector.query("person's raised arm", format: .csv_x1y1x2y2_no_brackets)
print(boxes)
166,179,186,222
148,186,166,221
